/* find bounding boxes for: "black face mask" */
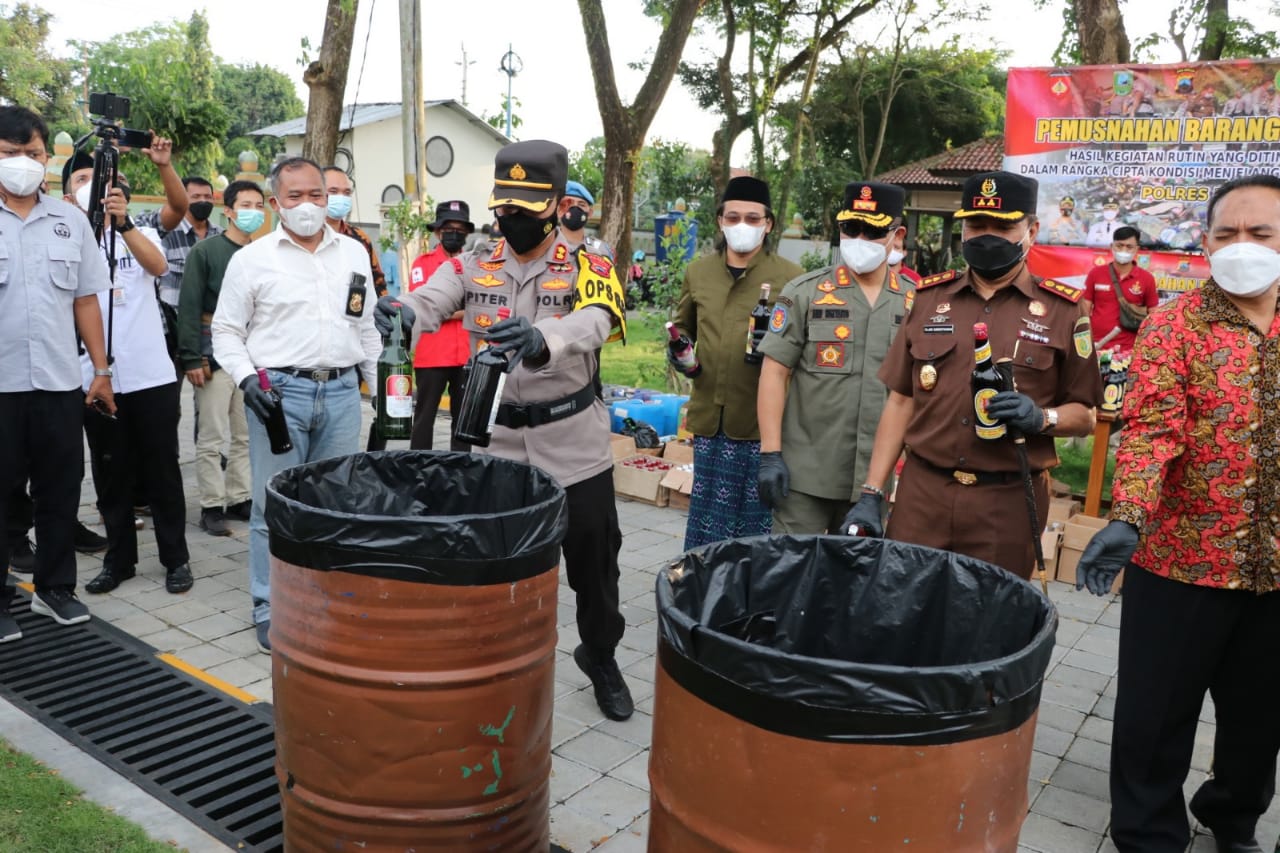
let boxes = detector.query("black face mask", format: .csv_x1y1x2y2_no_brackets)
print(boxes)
439,231,467,254
497,211,557,255
189,201,214,222
962,234,1026,281
561,206,588,232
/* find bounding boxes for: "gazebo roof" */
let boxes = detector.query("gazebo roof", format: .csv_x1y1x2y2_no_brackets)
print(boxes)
877,134,1006,188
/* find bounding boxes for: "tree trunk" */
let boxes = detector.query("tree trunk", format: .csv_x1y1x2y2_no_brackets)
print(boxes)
772,13,824,225
1076,0,1130,65
579,0,706,271
1197,0,1229,60
302,0,358,167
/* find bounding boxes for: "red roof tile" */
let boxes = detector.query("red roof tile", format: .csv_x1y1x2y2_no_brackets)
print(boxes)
877,134,1006,188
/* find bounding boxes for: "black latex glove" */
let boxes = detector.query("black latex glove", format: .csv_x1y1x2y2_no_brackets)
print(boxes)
840,492,884,537
1076,520,1139,596
374,295,415,339
985,391,1045,435
485,316,546,369
757,452,789,509
238,375,279,424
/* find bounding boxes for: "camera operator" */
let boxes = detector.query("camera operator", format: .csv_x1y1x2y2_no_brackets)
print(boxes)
0,106,115,641
63,152,193,596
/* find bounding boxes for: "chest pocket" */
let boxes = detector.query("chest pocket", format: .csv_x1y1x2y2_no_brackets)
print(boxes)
907,332,958,392
48,244,80,291
533,275,573,322
462,277,514,335
1012,340,1059,401
805,321,853,375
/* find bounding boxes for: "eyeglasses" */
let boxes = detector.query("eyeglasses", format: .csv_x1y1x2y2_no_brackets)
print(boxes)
839,221,892,240
720,213,767,226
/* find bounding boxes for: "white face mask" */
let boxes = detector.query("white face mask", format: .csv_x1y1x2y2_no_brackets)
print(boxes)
840,237,889,274
1102,209,1118,221
1112,250,1135,265
887,249,905,265
74,183,92,212
1209,242,1280,298
0,155,46,197
723,222,766,254
277,201,326,237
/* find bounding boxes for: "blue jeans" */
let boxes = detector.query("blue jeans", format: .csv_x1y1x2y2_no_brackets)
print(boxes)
246,368,362,625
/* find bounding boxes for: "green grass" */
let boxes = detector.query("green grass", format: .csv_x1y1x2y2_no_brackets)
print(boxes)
599,308,673,389
0,738,176,853
1054,435,1117,503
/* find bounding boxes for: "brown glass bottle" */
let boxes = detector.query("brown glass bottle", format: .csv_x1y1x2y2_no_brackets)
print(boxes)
971,322,1006,440
744,283,771,365
256,368,294,455
666,321,702,377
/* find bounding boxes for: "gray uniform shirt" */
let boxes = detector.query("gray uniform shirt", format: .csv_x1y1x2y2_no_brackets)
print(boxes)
401,234,618,488
0,193,111,392
757,265,911,501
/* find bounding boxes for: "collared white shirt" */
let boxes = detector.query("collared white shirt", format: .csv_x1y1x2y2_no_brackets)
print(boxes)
78,226,175,394
211,224,379,389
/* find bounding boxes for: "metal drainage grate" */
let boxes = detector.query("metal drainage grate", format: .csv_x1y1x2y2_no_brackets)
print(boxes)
0,594,282,852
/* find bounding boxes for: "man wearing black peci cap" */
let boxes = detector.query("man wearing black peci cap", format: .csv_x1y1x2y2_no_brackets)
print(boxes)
843,170,1102,580
374,141,634,721
756,181,913,534
406,200,475,451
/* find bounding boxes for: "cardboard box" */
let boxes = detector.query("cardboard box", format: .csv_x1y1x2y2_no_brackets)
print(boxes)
1040,526,1064,575
660,467,693,510
663,440,694,466
614,454,672,506
1055,514,1109,586
1047,497,1081,526
611,434,636,460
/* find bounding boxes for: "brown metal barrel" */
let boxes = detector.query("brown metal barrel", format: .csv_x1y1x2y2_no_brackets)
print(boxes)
648,535,1057,853
265,452,568,852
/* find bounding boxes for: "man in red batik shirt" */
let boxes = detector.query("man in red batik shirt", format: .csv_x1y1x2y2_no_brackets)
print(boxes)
1077,175,1280,853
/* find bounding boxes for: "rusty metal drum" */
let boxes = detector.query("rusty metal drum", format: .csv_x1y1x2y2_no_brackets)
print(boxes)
265,452,567,852
649,535,1057,852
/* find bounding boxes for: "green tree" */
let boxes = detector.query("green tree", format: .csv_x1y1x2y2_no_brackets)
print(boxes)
568,136,606,197
0,3,78,126
215,62,305,159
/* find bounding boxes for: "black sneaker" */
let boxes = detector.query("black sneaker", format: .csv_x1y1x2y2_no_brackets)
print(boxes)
256,621,271,654
573,644,634,721
165,563,194,594
0,611,20,643
31,589,90,625
73,522,108,554
85,565,136,594
199,508,232,537
9,539,35,574
226,500,252,522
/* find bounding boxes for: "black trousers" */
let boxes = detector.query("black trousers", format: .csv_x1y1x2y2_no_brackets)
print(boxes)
6,481,32,550
0,391,85,605
83,383,188,573
1111,565,1280,851
410,366,470,452
562,468,625,653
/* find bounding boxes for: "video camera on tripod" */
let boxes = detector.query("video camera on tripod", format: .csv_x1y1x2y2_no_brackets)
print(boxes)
73,92,152,243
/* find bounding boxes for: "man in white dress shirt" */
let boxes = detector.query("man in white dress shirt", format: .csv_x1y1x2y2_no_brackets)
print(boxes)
212,157,379,654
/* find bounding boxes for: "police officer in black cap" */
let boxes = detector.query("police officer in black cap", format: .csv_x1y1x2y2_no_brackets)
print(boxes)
374,140,634,720
843,170,1102,580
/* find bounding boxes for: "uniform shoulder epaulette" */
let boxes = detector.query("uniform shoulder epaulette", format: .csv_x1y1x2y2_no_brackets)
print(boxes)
450,257,464,275
916,269,960,290
1037,277,1084,304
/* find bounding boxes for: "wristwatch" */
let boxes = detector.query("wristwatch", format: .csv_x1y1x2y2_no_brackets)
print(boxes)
1042,407,1059,433
93,367,113,377
117,216,135,233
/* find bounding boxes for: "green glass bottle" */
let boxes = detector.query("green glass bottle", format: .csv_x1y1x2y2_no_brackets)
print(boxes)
376,306,414,441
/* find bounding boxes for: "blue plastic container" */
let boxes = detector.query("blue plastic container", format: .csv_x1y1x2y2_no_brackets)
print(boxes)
610,399,665,434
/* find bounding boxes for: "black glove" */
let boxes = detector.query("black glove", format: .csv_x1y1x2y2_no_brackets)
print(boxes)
757,452,789,509
374,294,415,338
840,492,884,537
485,316,546,369
239,375,279,424
1076,520,1138,596
984,391,1045,435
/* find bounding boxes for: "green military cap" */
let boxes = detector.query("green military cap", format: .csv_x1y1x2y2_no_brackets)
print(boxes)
835,181,906,228
955,170,1038,221
488,139,568,214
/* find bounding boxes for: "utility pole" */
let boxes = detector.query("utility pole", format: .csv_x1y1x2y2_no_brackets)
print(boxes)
398,0,427,256
499,44,522,139
456,43,475,106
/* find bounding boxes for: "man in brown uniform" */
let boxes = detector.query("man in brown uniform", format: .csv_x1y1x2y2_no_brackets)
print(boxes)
843,171,1103,579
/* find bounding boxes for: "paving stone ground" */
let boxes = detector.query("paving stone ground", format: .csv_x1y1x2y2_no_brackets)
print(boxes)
13,385,1280,852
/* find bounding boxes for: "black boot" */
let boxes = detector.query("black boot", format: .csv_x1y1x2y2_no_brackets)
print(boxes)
85,565,136,594
574,644,634,721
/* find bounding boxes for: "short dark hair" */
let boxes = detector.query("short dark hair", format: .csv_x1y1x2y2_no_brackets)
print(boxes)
1208,174,1280,226
0,106,48,148
1112,225,1141,243
182,176,214,191
322,165,349,182
224,180,263,209
268,156,323,195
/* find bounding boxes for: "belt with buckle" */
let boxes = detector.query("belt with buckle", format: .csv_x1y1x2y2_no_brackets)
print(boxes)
909,452,1034,487
270,366,354,382
494,383,597,429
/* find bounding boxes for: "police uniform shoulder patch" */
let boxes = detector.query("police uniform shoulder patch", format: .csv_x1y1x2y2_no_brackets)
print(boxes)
917,269,960,290
887,273,901,293
572,248,627,344
1039,277,1085,304
478,259,504,271
1073,316,1093,358
769,303,789,334
490,239,505,260
580,250,614,278
450,258,465,275
553,243,569,263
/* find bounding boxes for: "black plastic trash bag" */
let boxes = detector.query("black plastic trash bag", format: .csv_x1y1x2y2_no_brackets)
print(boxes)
266,451,568,586
621,416,661,448
657,535,1057,745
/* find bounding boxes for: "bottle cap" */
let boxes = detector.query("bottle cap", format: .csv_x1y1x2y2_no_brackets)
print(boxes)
973,322,989,339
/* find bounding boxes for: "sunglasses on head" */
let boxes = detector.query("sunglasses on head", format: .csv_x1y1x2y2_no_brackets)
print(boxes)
839,220,892,240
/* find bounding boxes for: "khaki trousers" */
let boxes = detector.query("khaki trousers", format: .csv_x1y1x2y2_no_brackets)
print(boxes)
193,368,251,509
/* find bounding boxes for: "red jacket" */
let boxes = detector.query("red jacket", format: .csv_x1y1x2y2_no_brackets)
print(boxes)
409,245,470,368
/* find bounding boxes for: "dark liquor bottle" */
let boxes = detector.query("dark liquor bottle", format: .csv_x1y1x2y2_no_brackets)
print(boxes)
453,307,512,448
665,321,702,377
1100,351,1128,415
376,304,414,440
744,283,772,365
971,322,1006,440
256,368,293,455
